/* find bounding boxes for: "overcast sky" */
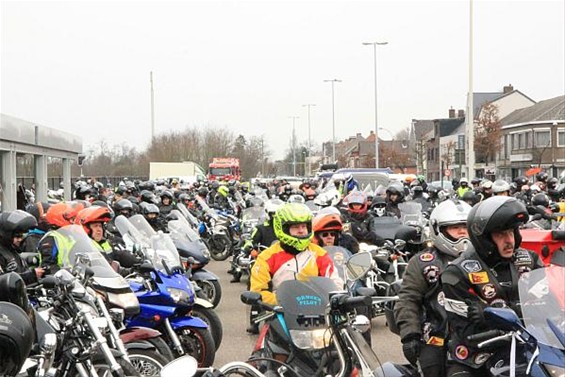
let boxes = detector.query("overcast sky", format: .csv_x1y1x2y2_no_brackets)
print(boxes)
1,0,564,160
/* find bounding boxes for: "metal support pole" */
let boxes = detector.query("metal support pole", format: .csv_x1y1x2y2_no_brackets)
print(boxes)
324,79,341,163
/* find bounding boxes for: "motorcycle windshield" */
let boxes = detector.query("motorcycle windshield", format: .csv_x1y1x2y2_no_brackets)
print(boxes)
276,277,336,331
324,246,353,282
175,204,200,228
196,196,218,219
369,216,404,241
242,207,264,222
168,218,200,242
46,225,129,290
519,266,565,350
398,202,424,228
150,233,183,272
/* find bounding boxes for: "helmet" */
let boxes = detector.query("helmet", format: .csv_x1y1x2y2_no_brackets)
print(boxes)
211,181,220,190
160,190,174,201
480,179,493,189
427,185,440,199
411,185,424,198
345,191,368,216
197,187,209,198
45,201,86,228
313,189,341,208
288,194,305,204
459,177,469,187
74,206,112,235
74,185,97,200
467,196,528,260
113,199,133,217
535,171,549,183
344,173,353,182
471,177,482,186
371,196,387,216
547,177,559,190
531,193,550,208
461,190,478,206
265,199,284,221
140,190,157,204
218,185,229,197
273,203,313,252
0,210,38,245
386,182,405,201
27,202,51,229
0,301,34,376
312,207,343,233
140,202,160,216
429,199,472,257
514,176,529,187
492,179,511,195
138,181,155,192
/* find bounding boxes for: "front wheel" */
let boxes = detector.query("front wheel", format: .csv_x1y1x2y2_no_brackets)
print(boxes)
191,306,224,349
127,348,169,376
92,358,140,377
176,326,216,367
195,279,222,308
210,234,231,261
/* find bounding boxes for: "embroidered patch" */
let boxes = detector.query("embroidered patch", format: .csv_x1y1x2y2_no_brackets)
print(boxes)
481,284,497,299
461,260,482,273
455,345,469,360
517,266,532,275
474,352,492,365
426,336,445,346
469,271,489,284
423,265,440,283
490,298,508,308
419,253,435,262
437,291,445,306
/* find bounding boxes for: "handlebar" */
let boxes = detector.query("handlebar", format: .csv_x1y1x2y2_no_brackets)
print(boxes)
330,294,372,312
466,329,507,342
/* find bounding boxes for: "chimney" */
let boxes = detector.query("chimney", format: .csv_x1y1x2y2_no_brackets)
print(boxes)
458,109,465,118
449,107,456,118
503,84,514,94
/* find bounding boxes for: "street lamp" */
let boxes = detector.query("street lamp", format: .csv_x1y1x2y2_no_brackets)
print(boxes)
289,116,299,176
363,41,388,168
324,79,341,163
302,104,316,176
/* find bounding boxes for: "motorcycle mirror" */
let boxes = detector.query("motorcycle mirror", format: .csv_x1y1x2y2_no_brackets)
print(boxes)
160,355,198,377
41,275,58,289
138,262,155,273
84,267,95,280
345,252,372,280
394,239,407,249
240,291,262,305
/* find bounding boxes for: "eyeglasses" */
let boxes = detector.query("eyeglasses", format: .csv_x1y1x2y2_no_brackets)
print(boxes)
13,233,25,239
320,231,336,238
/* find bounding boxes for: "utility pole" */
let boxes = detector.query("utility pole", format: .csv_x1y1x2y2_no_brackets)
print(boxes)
289,116,299,176
324,79,341,162
150,71,155,140
466,0,475,179
302,104,316,176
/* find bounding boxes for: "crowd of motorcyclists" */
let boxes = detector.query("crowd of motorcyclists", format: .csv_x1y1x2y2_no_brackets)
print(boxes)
0,169,564,376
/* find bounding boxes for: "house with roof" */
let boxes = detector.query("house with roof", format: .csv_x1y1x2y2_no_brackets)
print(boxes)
426,112,466,182
496,95,565,179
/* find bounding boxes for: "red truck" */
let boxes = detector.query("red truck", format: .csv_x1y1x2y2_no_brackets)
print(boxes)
208,158,241,181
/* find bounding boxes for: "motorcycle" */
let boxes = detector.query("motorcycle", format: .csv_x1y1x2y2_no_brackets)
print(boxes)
229,205,265,284
115,214,217,367
196,197,236,261
240,252,376,377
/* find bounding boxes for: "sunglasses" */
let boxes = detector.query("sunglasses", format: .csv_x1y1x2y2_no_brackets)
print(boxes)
320,231,336,238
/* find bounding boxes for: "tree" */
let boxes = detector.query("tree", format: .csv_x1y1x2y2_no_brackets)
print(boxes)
474,102,502,164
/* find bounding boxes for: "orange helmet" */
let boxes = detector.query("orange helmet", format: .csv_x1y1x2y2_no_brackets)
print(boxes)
74,206,112,235
312,207,343,233
45,201,86,228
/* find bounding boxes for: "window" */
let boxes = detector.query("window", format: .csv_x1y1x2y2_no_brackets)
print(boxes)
558,130,565,147
518,133,525,149
525,131,532,148
535,130,551,147
512,133,519,150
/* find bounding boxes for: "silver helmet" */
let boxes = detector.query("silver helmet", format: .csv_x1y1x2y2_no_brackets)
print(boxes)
429,199,472,257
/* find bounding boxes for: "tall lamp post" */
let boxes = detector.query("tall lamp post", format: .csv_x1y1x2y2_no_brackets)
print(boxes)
302,104,316,176
289,116,299,176
324,79,341,163
363,41,388,168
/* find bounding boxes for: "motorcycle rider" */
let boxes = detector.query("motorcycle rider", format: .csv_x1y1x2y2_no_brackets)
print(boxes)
212,185,230,210
342,191,385,246
385,182,405,218
477,179,493,202
249,203,343,329
312,207,359,253
492,179,511,197
0,210,45,284
441,196,544,376
343,173,360,195
395,199,472,377
158,190,177,216
456,177,472,198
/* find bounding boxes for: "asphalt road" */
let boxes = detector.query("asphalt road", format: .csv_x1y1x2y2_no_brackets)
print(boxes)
206,258,406,369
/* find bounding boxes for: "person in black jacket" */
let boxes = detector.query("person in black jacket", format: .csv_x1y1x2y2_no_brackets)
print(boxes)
341,191,384,246
441,196,543,376
395,199,472,376
0,210,44,284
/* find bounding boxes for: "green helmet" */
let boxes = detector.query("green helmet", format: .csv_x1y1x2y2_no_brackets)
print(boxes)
218,185,229,197
273,203,313,252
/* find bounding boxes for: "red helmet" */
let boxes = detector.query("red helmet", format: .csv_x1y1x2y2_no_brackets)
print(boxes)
45,201,86,228
74,206,112,235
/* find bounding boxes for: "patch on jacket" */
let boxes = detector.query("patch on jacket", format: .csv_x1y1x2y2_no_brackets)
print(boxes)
455,345,469,360
481,284,496,299
468,271,489,284
423,265,440,283
419,252,435,262
461,260,482,273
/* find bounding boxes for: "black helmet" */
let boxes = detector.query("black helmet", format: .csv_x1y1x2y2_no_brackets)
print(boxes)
211,181,220,190
0,210,38,245
27,202,51,230
547,177,559,190
0,302,34,376
461,190,478,206
138,181,155,192
386,182,405,201
531,193,550,208
471,177,482,186
514,176,529,187
140,190,157,204
160,190,174,201
467,196,528,260
535,171,549,183
198,187,209,198
74,185,97,200
140,202,160,216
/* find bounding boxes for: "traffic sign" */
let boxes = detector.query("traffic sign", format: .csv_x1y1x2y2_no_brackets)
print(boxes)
444,169,451,177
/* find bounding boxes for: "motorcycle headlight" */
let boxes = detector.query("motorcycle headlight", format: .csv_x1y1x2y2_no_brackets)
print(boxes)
289,329,332,349
76,300,100,318
542,363,565,377
107,292,140,314
167,287,190,304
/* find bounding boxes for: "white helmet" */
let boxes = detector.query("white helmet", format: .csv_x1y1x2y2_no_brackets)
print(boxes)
265,199,284,221
492,179,510,195
288,194,305,204
429,199,472,257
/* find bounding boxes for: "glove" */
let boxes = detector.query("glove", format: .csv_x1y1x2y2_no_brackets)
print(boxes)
401,335,422,365
466,299,486,325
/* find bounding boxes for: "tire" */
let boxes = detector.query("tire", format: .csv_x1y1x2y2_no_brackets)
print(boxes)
127,348,169,376
92,358,140,377
210,234,231,261
195,279,222,308
176,326,216,367
146,336,175,362
191,306,224,349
